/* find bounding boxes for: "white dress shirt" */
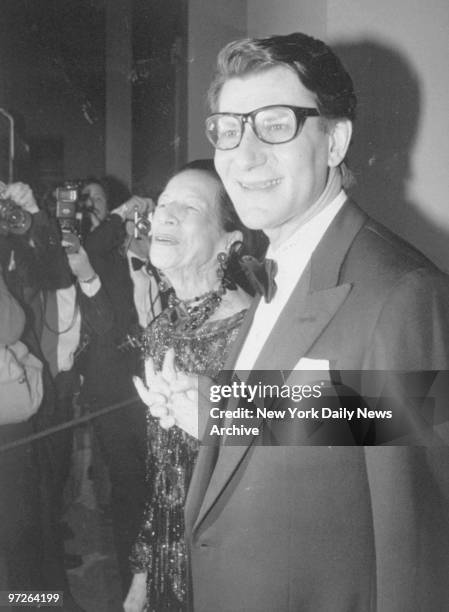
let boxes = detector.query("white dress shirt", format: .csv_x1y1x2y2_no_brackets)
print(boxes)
235,191,347,371
41,277,100,377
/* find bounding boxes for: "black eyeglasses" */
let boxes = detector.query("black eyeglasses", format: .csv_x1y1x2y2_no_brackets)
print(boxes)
205,104,320,150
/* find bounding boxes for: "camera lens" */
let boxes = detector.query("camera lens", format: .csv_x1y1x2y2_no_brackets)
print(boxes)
0,199,32,234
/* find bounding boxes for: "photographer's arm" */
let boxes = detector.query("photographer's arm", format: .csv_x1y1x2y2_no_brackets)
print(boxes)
3,182,73,290
32,211,73,289
83,213,125,258
0,265,25,344
66,246,113,335
84,196,153,273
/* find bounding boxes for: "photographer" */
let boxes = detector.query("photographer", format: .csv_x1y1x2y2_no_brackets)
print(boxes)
79,176,163,595
0,180,112,610
0,181,72,311
0,263,43,592
39,240,113,570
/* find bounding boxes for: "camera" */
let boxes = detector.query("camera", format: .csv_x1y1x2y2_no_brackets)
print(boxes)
133,208,152,239
0,182,32,235
55,181,91,253
0,196,32,235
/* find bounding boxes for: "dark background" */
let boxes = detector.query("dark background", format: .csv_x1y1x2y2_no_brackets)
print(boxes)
0,0,187,199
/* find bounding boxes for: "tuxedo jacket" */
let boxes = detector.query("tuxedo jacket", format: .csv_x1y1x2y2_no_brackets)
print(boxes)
185,200,449,612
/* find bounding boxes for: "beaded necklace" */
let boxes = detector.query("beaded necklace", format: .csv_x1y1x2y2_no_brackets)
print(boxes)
167,285,225,332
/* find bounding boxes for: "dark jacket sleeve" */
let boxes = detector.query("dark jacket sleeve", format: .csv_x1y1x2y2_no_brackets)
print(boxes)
78,285,114,336
29,210,73,290
83,214,125,261
0,267,25,344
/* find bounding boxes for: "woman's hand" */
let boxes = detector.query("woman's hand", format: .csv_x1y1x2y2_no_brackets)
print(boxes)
168,387,200,438
123,572,147,612
160,349,200,436
134,354,173,426
134,349,212,439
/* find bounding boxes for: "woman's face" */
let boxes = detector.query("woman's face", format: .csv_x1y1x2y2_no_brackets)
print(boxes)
82,182,108,223
150,169,228,276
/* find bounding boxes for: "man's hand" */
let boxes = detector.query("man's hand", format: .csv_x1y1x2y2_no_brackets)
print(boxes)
64,245,97,282
2,181,39,214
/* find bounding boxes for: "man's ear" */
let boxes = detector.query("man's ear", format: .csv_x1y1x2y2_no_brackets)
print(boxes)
328,119,353,168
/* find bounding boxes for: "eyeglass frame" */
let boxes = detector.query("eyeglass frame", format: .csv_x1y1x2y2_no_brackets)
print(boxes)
205,104,321,150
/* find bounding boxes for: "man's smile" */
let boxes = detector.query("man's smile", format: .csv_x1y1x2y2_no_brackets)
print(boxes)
238,177,283,190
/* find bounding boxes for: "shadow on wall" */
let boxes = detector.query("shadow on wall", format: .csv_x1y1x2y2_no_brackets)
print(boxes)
333,39,449,272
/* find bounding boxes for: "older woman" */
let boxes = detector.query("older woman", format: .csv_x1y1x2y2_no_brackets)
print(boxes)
124,160,266,612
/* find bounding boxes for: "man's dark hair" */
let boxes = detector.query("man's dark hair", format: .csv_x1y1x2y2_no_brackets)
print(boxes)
208,32,356,122
83,175,131,212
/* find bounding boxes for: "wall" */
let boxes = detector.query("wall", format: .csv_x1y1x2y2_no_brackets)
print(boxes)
247,0,326,39
105,0,132,188
187,0,247,161
327,0,449,269
220,0,449,270
0,1,106,190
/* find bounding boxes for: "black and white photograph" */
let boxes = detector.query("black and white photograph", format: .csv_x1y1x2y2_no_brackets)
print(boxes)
1,1,449,611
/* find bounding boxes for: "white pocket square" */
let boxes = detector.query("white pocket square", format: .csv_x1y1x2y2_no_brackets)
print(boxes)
293,357,330,371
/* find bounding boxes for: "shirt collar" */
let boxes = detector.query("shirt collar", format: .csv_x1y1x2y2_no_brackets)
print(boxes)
267,190,347,263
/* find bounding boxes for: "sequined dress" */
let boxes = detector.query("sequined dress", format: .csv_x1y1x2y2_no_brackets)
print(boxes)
129,306,247,611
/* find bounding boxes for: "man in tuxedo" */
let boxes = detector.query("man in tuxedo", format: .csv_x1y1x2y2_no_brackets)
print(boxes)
140,32,449,611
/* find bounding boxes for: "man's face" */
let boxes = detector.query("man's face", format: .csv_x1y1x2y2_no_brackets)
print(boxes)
214,66,332,245
82,183,108,223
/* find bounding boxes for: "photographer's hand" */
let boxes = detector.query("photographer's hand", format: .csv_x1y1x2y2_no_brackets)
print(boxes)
113,196,155,221
89,211,102,230
3,182,39,214
64,245,100,293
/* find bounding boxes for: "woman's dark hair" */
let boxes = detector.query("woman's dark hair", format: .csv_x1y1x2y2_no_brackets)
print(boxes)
172,159,268,294
82,175,131,211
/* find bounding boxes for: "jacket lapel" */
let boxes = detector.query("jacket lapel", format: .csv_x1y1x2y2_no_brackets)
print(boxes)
223,294,261,370
252,265,352,371
185,296,261,532
190,200,368,533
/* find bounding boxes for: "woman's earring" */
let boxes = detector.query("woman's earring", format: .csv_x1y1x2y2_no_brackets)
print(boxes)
217,250,237,290
158,272,170,292
216,251,228,280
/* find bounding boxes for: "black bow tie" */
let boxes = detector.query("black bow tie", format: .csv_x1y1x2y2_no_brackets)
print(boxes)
240,255,278,303
130,256,147,271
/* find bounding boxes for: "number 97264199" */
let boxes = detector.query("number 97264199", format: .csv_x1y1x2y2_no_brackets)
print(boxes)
0,591,63,606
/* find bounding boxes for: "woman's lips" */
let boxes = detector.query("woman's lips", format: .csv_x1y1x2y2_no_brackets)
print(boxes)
153,234,179,244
